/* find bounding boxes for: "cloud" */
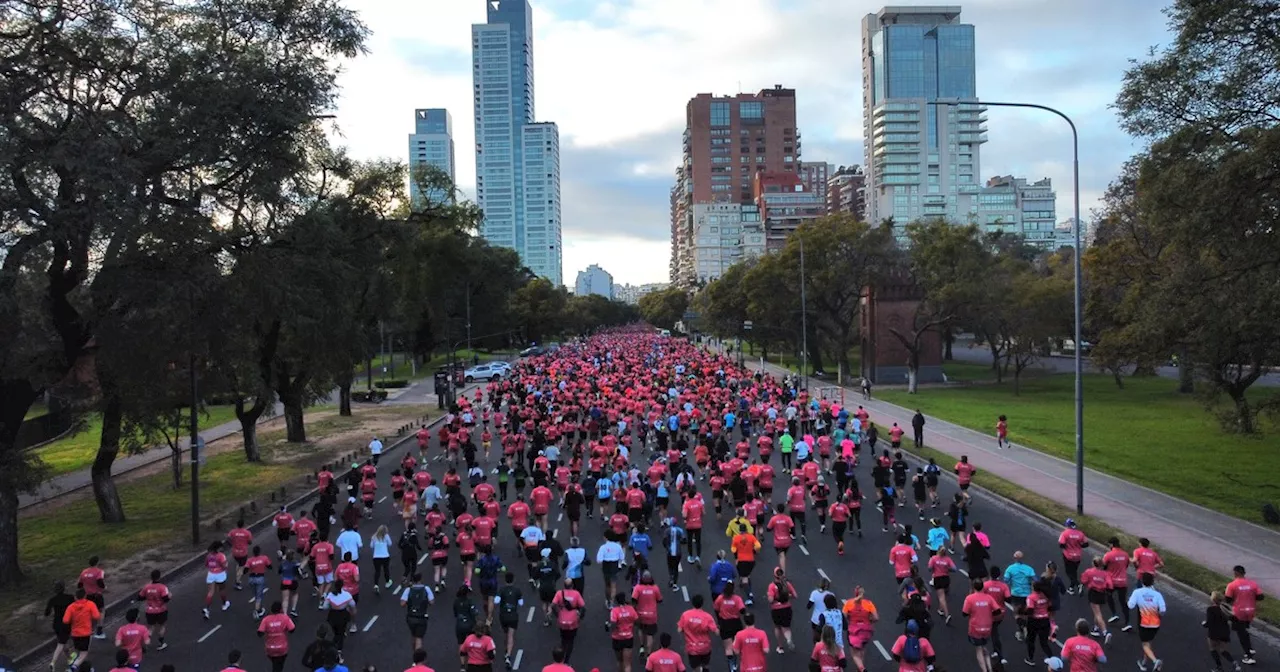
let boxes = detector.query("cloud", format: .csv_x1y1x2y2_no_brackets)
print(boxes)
333,0,1172,285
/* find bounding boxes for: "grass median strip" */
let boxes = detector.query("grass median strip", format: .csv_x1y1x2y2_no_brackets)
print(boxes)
877,373,1280,525
902,441,1280,627
35,405,240,477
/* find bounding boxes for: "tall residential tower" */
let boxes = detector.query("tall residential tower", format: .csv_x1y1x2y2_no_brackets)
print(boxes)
472,0,562,285
862,6,988,237
408,109,456,206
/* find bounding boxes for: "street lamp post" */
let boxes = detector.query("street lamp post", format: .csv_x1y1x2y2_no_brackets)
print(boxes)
799,236,809,391
929,98,1084,514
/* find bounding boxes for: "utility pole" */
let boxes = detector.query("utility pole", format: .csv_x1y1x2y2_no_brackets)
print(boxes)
188,282,200,546
799,236,809,391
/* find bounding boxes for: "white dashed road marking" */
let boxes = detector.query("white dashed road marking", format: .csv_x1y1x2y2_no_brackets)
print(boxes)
874,640,892,661
817,568,830,581
198,625,222,643
799,545,811,556
527,606,536,623
682,586,690,602
513,650,524,670
378,496,387,504
363,615,378,631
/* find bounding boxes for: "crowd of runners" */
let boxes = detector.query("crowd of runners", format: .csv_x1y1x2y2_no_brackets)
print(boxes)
41,328,1266,672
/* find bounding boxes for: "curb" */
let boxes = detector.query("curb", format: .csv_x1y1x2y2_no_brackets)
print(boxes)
13,405,454,668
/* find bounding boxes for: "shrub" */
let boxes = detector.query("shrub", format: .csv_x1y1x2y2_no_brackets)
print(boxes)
373,380,410,389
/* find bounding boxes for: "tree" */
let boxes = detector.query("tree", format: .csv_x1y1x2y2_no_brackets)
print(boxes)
1003,261,1073,395
638,288,689,331
0,0,366,583
888,220,991,392
697,262,753,339
510,279,568,344
1088,128,1280,432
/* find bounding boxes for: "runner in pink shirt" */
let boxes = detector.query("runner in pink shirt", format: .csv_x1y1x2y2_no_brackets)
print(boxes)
1060,618,1108,672
731,613,770,672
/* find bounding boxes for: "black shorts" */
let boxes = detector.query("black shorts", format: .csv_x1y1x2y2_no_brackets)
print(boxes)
88,594,104,610
1088,590,1107,605
657,497,669,508
433,557,448,567
277,529,291,542
737,561,756,577
932,576,951,591
72,636,91,651
960,483,970,490
407,620,428,637
234,554,248,567
1139,626,1159,643
771,608,792,628
281,580,298,593
639,622,657,636
718,618,742,641
460,553,477,563
629,509,644,524
689,654,711,669
524,547,541,563
393,491,404,501
967,635,989,646
54,625,70,644
145,611,169,626
500,618,519,632
611,637,633,651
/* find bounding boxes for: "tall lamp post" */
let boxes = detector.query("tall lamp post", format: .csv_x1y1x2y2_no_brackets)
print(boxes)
929,98,1084,514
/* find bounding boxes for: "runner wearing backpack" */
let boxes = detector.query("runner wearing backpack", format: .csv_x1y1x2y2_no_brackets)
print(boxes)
890,619,936,672
398,573,435,654
495,572,525,668
452,585,480,645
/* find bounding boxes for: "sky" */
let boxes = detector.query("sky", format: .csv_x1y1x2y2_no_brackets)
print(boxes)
331,0,1174,287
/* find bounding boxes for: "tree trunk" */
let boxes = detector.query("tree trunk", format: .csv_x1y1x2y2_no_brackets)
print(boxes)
283,399,306,443
1013,365,1022,396
92,395,127,523
943,326,954,361
170,447,183,489
337,370,353,417
1177,346,1194,394
907,367,919,394
235,397,268,462
1229,389,1255,434
1112,370,1125,389
0,380,38,586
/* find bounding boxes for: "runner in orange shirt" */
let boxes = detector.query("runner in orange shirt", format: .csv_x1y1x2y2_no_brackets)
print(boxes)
62,588,101,671
730,523,762,606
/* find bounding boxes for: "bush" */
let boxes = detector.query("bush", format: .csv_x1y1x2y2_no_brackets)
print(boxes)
352,389,389,402
373,380,409,389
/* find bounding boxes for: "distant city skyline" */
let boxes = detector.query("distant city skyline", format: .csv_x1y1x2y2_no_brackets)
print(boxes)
333,1,1171,285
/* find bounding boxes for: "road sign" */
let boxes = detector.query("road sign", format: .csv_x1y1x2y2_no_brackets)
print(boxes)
743,321,753,330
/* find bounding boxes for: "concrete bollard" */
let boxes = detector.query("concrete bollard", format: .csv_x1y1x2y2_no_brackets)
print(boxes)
240,506,246,519
250,501,258,513
213,518,223,530
269,491,276,503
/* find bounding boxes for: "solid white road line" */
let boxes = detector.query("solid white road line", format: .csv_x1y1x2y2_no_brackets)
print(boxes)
527,606,536,623
513,650,524,670
799,545,811,556
682,586,690,602
363,615,379,632
817,568,830,581
198,625,222,643
873,640,892,661
417,554,428,565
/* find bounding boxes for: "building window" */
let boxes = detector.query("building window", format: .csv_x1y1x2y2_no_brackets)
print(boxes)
739,101,763,120
710,102,730,127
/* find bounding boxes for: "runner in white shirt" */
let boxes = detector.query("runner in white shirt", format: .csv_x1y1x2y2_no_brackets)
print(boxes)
335,526,363,563
368,436,384,465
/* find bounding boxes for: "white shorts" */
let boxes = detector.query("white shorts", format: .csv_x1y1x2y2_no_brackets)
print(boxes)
206,571,228,585
317,572,335,584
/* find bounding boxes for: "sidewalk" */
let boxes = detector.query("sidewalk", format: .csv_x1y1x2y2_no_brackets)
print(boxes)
18,378,447,511
719,343,1280,594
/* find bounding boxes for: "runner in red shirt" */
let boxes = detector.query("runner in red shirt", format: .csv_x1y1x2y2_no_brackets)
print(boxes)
137,570,171,650
632,572,664,655
765,505,794,573
610,593,640,672
113,608,150,667
202,542,230,620
531,485,554,528
226,521,253,589
1102,538,1132,631
1225,565,1263,663
246,546,273,618
1131,537,1163,580
1080,557,1114,643
678,595,715,672
731,613,770,672
646,633,686,672
1058,519,1089,595
77,557,106,638
995,415,1008,449
810,625,845,672
682,494,705,565
407,649,435,672
257,601,296,672
1060,618,1107,672
961,579,999,672
953,456,977,505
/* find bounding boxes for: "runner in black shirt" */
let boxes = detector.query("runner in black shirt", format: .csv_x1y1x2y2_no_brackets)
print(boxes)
46,580,75,670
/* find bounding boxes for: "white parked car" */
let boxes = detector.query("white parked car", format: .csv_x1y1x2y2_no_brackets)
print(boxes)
464,363,506,382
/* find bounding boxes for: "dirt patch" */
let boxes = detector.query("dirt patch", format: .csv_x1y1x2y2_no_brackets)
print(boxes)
0,404,432,656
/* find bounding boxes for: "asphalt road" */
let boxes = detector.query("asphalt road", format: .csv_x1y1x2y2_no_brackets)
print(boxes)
948,342,1280,387
56,404,1277,672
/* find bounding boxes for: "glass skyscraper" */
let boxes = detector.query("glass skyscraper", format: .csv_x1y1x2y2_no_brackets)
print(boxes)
408,108,455,206
862,6,989,236
472,0,562,285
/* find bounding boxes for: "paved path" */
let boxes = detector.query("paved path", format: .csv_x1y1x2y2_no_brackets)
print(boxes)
19,375,450,510
730,344,1280,596
38,368,1278,672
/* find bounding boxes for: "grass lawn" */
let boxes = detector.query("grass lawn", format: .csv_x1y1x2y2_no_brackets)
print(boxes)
2,449,299,620
877,373,1280,524
24,402,48,421
354,349,516,384
35,405,240,478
